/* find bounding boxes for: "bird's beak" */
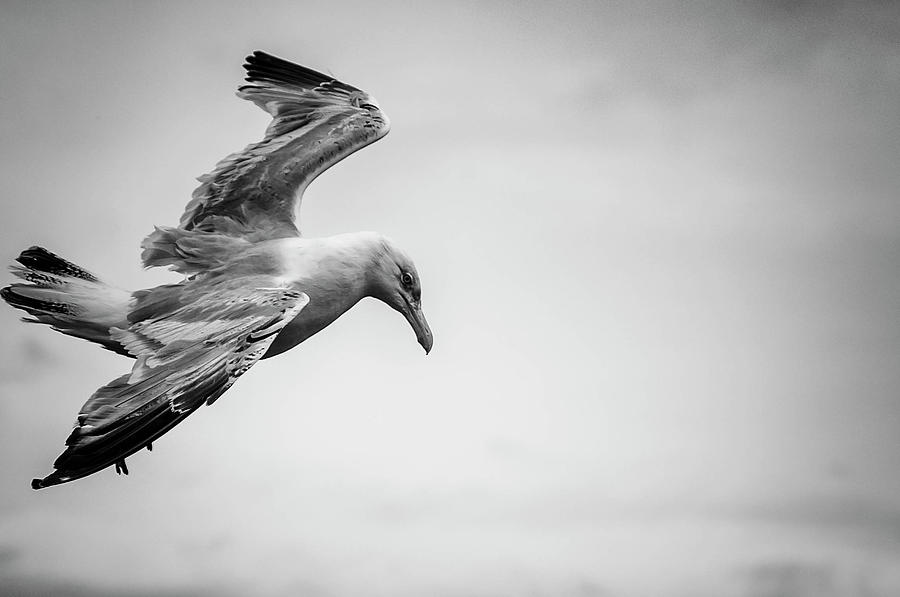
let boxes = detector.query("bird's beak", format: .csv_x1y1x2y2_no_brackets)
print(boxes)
403,299,433,354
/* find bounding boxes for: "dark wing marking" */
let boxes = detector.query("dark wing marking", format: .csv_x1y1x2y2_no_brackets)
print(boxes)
32,281,309,489
176,50,390,240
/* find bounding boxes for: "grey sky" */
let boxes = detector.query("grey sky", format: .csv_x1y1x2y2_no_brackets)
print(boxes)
1,1,898,596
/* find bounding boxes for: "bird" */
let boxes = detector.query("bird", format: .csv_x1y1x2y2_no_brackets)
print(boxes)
1,50,432,490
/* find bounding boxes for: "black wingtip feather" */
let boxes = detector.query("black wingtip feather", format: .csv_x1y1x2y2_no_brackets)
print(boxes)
242,50,358,92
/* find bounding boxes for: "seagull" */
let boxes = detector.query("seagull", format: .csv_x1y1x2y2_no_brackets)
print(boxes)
1,51,432,490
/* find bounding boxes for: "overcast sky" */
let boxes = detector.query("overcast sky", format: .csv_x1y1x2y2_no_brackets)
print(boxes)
1,1,899,596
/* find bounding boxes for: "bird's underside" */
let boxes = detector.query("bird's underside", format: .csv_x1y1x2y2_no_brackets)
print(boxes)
1,50,410,489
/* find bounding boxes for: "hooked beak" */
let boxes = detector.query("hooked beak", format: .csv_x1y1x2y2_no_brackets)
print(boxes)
402,298,433,354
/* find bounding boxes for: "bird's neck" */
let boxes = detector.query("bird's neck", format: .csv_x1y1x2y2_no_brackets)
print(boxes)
278,232,384,300
260,233,385,359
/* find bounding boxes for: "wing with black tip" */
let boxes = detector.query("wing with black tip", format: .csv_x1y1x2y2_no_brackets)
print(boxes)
32,279,309,489
173,50,390,242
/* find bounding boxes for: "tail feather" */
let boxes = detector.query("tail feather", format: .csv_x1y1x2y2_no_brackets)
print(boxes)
2,247,133,357
15,246,99,282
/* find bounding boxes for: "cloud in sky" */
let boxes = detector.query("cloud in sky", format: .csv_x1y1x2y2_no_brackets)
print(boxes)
0,1,898,596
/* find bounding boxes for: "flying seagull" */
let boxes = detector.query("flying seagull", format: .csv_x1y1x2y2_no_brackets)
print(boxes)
2,51,432,490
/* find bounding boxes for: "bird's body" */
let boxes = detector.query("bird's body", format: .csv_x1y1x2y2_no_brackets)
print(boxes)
138,231,395,358
2,51,432,489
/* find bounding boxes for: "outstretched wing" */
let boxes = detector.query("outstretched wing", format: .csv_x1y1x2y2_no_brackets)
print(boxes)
179,50,391,240
32,280,309,489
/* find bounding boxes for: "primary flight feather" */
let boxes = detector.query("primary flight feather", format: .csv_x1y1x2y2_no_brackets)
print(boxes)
2,51,432,489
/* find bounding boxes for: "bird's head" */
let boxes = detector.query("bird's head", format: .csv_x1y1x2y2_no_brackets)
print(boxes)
367,236,433,354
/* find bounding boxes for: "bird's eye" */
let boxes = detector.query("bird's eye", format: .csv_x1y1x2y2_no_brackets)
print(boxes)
400,272,414,287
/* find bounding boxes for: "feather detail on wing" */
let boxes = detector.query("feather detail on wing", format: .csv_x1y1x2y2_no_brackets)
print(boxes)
176,50,390,241
32,280,309,489
140,226,253,275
